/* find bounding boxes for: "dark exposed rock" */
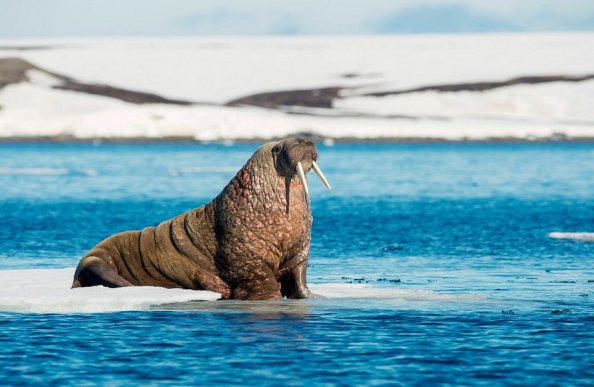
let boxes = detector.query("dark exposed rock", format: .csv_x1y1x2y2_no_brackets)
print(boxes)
226,73,594,110
338,72,382,79
53,79,193,105
365,74,594,97
0,57,194,105
3,57,594,115
0,58,37,89
227,87,342,109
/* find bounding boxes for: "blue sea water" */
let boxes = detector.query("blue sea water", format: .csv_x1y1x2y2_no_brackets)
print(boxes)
0,142,593,385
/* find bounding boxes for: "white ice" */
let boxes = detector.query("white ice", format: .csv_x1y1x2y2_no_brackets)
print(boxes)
0,268,483,314
0,268,220,314
548,232,594,242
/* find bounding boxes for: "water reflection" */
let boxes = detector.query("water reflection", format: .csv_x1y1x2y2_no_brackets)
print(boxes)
157,299,313,320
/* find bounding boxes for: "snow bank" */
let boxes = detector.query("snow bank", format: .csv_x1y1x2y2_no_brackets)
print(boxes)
2,34,593,104
1,34,593,140
335,81,594,125
1,78,592,141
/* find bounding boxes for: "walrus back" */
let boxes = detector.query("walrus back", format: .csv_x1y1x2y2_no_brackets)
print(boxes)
74,204,230,295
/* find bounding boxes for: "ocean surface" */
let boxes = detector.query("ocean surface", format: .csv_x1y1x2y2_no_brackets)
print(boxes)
0,142,593,385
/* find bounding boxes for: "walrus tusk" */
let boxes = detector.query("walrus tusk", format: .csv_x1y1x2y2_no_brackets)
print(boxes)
296,161,309,201
311,161,331,191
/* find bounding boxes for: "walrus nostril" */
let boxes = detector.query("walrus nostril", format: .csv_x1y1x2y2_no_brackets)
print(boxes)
305,142,318,160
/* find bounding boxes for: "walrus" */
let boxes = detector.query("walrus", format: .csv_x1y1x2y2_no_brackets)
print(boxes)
72,138,331,300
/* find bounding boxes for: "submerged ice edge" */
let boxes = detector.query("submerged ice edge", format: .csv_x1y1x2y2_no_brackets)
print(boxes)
0,168,98,176
548,232,594,242
310,283,486,302
0,268,485,314
0,168,69,175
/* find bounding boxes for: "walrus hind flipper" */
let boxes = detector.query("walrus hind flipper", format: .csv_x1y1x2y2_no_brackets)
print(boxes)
72,256,132,288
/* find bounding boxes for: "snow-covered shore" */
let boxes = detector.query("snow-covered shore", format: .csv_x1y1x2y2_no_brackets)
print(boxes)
1,33,593,141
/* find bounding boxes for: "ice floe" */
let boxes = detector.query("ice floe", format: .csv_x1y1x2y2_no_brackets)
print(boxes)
0,268,484,314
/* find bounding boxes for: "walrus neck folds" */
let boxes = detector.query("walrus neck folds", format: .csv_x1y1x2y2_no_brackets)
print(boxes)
216,142,309,218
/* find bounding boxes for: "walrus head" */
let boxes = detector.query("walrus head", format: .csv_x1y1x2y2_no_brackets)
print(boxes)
272,138,331,203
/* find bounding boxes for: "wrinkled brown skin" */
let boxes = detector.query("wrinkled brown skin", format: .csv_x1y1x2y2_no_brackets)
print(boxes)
72,138,320,300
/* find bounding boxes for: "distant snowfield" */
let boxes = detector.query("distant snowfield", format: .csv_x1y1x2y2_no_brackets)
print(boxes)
0,268,483,314
1,33,593,140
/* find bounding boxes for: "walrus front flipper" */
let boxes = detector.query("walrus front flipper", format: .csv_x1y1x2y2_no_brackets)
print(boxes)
72,256,133,288
280,261,325,299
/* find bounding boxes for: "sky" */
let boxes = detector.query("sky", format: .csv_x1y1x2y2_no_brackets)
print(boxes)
0,0,593,38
